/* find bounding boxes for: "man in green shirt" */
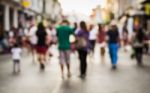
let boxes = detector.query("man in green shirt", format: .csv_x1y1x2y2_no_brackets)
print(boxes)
56,20,74,78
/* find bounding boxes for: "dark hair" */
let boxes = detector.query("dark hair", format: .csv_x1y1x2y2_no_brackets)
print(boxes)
14,43,19,48
62,20,69,25
98,24,102,32
37,22,45,31
89,24,94,31
73,22,78,31
80,21,88,32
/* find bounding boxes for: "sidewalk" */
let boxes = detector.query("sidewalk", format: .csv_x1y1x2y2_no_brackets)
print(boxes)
0,54,11,62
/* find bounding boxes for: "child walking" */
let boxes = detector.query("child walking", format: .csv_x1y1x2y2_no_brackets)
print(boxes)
11,43,22,73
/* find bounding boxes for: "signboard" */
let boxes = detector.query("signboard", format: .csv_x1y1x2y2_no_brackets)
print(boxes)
145,4,150,15
22,0,31,8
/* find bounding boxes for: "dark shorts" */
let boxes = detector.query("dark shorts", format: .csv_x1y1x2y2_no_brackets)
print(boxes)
13,59,20,64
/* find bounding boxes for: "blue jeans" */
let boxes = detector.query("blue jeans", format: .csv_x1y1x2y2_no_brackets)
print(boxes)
108,43,119,65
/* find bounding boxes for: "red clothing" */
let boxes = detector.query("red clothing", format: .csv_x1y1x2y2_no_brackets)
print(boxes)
36,46,48,54
98,30,106,43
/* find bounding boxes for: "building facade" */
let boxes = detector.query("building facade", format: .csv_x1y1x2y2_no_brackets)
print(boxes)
0,0,62,32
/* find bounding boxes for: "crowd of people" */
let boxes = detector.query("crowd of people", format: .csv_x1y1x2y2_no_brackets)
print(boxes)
6,18,150,79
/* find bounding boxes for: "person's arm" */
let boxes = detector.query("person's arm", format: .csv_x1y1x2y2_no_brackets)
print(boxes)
56,27,59,37
11,49,14,54
117,30,121,45
69,27,74,35
105,31,110,43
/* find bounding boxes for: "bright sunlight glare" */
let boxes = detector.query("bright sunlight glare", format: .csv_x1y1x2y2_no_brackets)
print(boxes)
59,0,106,16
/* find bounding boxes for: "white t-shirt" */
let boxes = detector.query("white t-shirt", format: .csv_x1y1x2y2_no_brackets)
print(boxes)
28,26,37,45
89,27,98,40
11,48,22,60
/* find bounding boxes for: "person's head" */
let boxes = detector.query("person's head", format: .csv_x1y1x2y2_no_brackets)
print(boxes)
98,23,102,32
80,21,88,32
37,22,45,31
14,43,19,48
61,20,69,26
110,20,117,31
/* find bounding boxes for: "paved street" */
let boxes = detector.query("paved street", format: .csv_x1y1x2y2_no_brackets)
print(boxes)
0,46,150,93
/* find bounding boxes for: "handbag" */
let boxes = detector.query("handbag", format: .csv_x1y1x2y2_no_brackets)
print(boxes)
76,37,87,49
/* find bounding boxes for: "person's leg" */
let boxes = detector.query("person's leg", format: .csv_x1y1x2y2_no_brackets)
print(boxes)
145,44,149,54
16,60,21,72
113,44,118,65
90,41,93,52
59,50,65,78
134,48,141,65
82,51,87,76
137,48,143,65
13,60,16,73
92,40,96,52
65,50,71,78
111,44,118,69
108,44,113,64
60,63,64,78
101,47,105,62
78,50,84,76
37,54,44,70
90,40,95,53
31,45,36,63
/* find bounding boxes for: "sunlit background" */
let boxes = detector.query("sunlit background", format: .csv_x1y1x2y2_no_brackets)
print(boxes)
59,0,106,15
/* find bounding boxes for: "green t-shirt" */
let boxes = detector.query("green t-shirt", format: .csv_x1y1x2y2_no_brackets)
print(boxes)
56,25,74,50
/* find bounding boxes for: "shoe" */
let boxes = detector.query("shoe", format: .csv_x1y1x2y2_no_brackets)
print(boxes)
79,74,86,79
112,65,117,70
137,62,143,67
40,63,45,70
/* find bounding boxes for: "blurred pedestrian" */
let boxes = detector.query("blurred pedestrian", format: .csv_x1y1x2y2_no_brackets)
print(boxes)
122,21,130,52
73,22,78,31
9,27,18,49
76,21,90,78
143,29,150,54
97,24,106,62
0,31,4,53
56,20,74,78
89,24,97,54
49,24,57,45
70,22,78,52
107,21,120,69
27,19,37,63
132,25,145,66
36,22,48,71
11,43,22,73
